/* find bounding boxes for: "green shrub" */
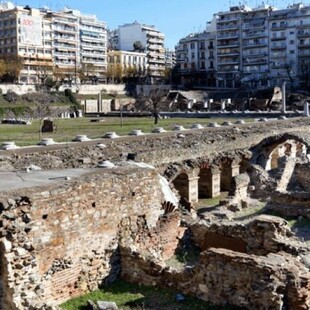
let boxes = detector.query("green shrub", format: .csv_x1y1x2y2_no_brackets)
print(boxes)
64,88,77,104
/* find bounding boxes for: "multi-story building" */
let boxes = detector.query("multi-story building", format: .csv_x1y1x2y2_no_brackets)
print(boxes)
241,5,271,89
216,6,244,88
109,22,165,82
0,2,54,84
78,12,107,83
107,50,147,82
175,19,216,87
176,3,310,89
0,2,107,84
164,48,176,69
269,3,310,88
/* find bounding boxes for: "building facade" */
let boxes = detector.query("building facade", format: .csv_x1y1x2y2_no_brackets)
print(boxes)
0,2,107,84
109,22,165,82
176,3,310,89
175,19,217,87
107,50,147,83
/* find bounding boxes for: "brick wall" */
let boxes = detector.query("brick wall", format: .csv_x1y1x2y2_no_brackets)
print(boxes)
0,167,164,309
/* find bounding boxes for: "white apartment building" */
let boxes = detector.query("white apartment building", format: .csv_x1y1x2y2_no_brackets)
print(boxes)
175,19,217,87
78,12,107,82
176,3,310,89
0,2,107,84
241,5,270,89
0,2,54,84
109,22,165,82
164,48,176,69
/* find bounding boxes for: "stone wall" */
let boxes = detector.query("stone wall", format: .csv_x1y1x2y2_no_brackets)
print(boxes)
120,215,310,310
0,167,165,309
2,118,310,173
121,246,310,310
295,163,310,190
190,215,308,256
266,191,310,219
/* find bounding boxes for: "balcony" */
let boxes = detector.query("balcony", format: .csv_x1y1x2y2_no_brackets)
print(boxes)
243,41,267,48
270,36,286,41
218,32,239,39
54,36,78,44
297,30,310,37
217,23,239,30
271,23,287,30
217,42,239,48
242,32,267,39
243,23,265,29
270,45,286,50
217,16,239,23
298,43,310,48
243,57,267,64
54,44,77,51
218,50,239,56
54,26,77,34
217,58,239,65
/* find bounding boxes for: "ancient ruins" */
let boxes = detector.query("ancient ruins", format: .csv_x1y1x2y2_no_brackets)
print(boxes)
0,117,310,309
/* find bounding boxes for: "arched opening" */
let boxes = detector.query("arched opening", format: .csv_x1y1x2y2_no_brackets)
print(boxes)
284,142,292,156
173,173,190,201
198,168,213,199
263,139,307,171
220,161,232,192
270,147,280,170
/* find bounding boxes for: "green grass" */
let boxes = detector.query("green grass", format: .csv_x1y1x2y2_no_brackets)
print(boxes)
196,192,229,211
0,117,254,146
165,244,201,270
60,280,242,310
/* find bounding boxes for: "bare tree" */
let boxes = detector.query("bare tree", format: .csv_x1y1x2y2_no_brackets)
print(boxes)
139,86,169,124
31,93,60,139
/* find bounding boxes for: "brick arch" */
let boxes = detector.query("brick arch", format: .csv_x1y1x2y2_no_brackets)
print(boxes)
251,132,310,170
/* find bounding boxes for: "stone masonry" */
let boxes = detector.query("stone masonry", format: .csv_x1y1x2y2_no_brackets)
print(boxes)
0,167,165,309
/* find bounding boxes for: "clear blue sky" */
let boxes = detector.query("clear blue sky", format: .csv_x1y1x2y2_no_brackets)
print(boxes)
15,0,300,48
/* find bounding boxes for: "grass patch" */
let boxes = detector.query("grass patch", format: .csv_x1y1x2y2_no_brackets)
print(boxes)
233,202,267,221
0,117,254,146
196,192,229,211
60,280,242,310
263,210,310,228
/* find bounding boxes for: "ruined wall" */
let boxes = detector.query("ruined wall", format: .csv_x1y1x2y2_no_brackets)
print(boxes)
191,215,308,256
121,246,310,310
0,167,165,309
266,191,310,219
295,163,310,190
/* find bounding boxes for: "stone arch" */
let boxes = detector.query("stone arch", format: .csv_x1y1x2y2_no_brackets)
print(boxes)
251,133,310,171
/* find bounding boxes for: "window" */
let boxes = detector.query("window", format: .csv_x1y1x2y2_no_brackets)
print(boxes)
290,40,294,44
190,42,195,49
200,41,205,49
191,52,195,59
290,50,295,54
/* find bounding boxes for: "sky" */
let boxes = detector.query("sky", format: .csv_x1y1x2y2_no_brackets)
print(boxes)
14,0,302,48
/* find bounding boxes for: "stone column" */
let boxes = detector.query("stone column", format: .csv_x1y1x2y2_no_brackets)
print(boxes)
98,92,102,113
188,176,199,203
231,163,240,178
210,167,221,198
